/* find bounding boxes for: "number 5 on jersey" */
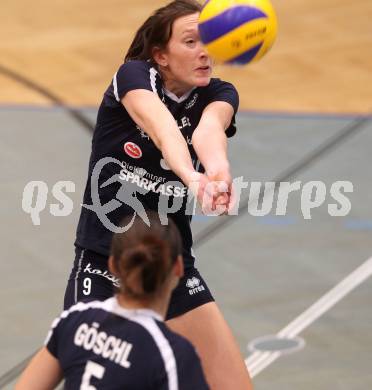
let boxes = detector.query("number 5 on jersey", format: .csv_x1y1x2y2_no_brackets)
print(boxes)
81,360,105,389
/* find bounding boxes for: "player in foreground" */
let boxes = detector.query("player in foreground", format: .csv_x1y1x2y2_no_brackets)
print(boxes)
16,213,209,389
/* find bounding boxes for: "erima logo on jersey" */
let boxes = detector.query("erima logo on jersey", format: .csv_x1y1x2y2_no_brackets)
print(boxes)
186,277,200,289
124,142,142,159
186,277,205,295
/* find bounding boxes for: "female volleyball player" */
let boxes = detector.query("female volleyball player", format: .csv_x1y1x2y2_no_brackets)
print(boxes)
16,213,209,389
64,1,253,388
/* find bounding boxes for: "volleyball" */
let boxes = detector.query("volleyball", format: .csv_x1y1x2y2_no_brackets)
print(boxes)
198,0,278,65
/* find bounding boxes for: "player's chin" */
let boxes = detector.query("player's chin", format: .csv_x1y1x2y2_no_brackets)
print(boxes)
192,74,211,87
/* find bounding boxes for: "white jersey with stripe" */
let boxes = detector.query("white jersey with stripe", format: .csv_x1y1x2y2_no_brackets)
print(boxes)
45,297,209,389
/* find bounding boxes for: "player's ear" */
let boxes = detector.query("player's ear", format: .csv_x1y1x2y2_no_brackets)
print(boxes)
108,256,119,276
152,46,168,67
174,255,184,279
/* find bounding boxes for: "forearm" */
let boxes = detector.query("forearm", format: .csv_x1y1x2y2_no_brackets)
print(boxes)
160,132,196,185
133,103,195,181
16,347,62,390
192,103,232,178
193,117,229,176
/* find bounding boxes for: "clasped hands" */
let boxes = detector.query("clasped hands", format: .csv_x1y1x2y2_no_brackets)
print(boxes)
188,170,235,216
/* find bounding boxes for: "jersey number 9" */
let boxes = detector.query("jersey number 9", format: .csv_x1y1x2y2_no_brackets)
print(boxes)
83,278,92,296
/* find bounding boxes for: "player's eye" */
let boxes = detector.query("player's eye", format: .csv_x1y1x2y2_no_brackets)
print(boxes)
185,38,196,46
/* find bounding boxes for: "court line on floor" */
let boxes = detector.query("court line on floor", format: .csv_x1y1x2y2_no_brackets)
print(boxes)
2,102,371,121
245,255,372,377
0,63,94,132
0,352,36,389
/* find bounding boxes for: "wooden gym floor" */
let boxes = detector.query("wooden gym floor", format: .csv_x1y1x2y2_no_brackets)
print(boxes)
1,0,372,113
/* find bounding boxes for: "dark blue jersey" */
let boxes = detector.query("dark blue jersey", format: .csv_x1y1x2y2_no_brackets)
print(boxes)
75,60,239,264
46,297,209,389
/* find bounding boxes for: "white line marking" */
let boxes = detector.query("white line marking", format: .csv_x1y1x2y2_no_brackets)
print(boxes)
74,249,85,304
246,351,272,372
113,72,119,102
246,256,372,377
250,352,280,377
149,67,158,94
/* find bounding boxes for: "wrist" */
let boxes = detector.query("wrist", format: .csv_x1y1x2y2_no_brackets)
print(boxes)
206,162,230,179
179,168,199,187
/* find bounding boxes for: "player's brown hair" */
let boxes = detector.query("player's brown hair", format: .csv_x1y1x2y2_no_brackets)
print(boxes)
125,0,202,62
111,211,182,299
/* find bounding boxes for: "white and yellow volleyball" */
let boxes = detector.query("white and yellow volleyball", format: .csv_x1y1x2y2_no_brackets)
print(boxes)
198,0,278,65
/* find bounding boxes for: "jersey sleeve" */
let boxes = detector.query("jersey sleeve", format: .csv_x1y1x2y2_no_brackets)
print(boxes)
113,60,157,101
174,339,210,390
151,372,169,390
44,315,64,359
204,78,239,138
150,328,210,390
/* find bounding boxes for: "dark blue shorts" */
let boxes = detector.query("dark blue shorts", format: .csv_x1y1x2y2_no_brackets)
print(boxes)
64,247,215,320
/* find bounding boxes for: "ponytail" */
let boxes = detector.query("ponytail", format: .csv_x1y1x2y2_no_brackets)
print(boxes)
118,238,171,298
111,212,182,299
